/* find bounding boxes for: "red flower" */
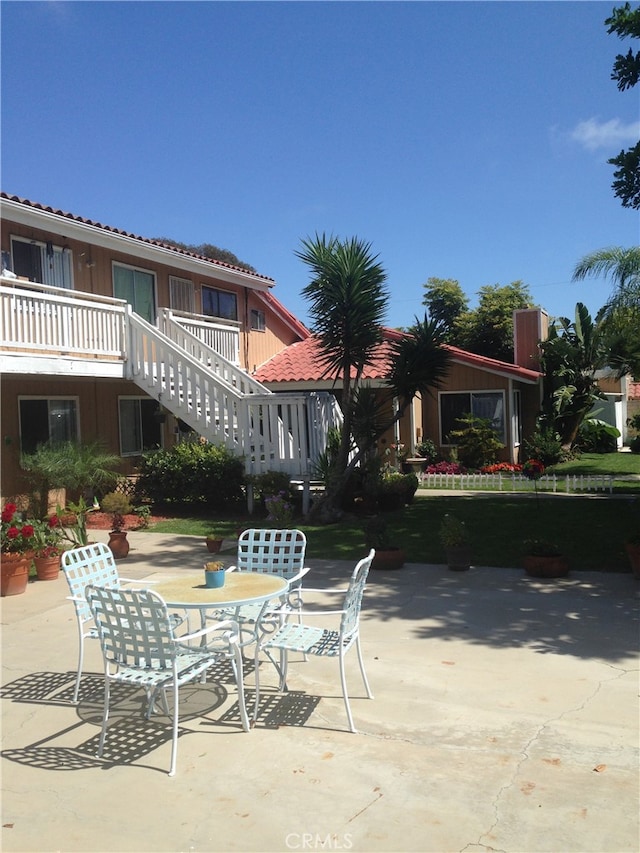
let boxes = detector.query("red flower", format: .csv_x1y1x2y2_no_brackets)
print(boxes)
48,515,59,528
522,459,545,481
20,524,35,539
7,526,20,539
1,504,17,523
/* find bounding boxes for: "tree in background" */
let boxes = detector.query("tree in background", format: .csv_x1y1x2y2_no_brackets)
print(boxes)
154,237,256,272
422,278,533,362
572,246,640,377
421,277,468,341
605,3,640,209
453,281,533,362
538,303,609,450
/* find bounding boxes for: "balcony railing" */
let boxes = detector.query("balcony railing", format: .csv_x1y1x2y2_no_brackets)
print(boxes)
0,277,126,357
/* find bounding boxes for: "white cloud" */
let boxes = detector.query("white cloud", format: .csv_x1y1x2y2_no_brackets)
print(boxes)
570,117,640,151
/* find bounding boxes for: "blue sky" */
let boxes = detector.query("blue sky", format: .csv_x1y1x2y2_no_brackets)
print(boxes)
2,1,638,331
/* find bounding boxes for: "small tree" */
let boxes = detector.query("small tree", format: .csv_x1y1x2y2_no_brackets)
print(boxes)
447,414,504,469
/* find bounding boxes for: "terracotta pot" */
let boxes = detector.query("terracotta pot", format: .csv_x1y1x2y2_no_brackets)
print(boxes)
34,554,61,581
446,546,472,572
523,554,569,578
1,552,32,596
371,547,405,570
625,542,640,578
108,530,129,558
206,538,223,553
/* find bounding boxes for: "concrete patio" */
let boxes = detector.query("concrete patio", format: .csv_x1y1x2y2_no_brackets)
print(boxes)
1,530,639,853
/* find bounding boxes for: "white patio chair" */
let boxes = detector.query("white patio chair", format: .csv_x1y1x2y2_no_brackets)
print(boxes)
61,542,184,703
61,543,135,703
86,583,249,776
212,528,310,644
253,549,375,733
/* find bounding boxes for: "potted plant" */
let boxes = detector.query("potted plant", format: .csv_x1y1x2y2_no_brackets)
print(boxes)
522,539,569,578
101,491,133,558
204,560,226,588
439,514,472,571
1,503,36,596
363,516,405,570
205,531,225,553
32,514,65,580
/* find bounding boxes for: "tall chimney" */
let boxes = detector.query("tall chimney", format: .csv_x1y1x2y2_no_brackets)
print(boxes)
513,308,548,370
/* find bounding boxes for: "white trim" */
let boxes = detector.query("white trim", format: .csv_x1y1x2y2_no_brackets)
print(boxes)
1,197,273,291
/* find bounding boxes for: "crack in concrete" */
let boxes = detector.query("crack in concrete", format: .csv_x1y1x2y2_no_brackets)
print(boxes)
474,667,630,852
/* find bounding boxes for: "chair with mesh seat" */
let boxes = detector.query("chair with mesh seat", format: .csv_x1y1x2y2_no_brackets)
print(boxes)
253,549,375,733
86,583,249,776
61,543,133,703
212,528,310,644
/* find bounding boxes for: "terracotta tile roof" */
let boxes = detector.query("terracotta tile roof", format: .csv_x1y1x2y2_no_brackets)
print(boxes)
254,328,542,384
0,192,274,283
629,381,640,399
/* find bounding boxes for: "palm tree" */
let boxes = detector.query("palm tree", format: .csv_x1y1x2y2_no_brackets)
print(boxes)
572,246,640,312
573,246,640,378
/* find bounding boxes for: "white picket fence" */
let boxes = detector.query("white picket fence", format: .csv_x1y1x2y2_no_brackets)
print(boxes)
420,472,615,494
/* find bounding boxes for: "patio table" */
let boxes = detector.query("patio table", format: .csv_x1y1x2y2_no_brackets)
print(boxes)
152,571,289,647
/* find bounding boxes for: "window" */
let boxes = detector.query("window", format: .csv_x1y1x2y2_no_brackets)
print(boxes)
119,398,163,456
19,398,79,454
201,286,237,321
169,276,195,313
113,263,156,323
512,390,522,447
11,237,73,289
250,308,266,331
439,391,505,444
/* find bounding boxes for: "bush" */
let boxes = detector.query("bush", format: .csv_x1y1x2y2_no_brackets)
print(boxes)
574,419,620,453
447,414,503,470
521,428,566,467
135,441,245,509
377,473,419,511
629,436,640,454
415,439,439,464
250,470,293,503
425,461,467,474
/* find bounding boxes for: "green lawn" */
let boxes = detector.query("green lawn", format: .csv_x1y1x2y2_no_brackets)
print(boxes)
147,491,639,573
143,452,639,572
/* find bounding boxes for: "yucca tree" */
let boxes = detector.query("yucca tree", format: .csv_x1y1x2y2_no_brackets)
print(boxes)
297,234,388,482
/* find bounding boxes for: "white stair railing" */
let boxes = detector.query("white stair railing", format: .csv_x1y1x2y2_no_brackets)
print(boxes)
159,308,270,396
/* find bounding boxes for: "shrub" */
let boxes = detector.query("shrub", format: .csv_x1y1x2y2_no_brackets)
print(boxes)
521,427,566,467
377,473,418,511
264,491,295,526
250,470,293,503
574,419,620,453
425,461,467,474
629,435,640,454
447,414,504,470
135,441,245,509
415,438,439,464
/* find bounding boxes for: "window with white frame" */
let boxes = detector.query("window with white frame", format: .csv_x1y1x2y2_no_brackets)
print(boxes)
19,397,79,454
439,391,506,444
10,236,73,289
512,390,521,447
118,398,164,456
169,276,195,314
250,308,266,331
113,263,156,324
201,286,237,321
